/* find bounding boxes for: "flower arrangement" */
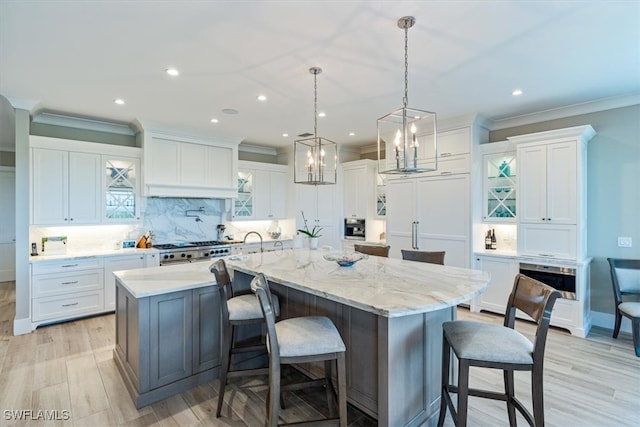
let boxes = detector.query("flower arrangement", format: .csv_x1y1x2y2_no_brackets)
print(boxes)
297,211,323,238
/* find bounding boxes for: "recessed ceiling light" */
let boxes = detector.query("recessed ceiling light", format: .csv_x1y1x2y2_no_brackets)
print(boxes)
512,89,523,96
166,68,179,77
282,133,289,137
210,118,219,123
318,112,326,118
257,94,267,102
349,132,355,136
114,99,125,105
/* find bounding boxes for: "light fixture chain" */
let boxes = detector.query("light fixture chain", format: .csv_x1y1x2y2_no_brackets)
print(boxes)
404,24,409,108
314,71,318,138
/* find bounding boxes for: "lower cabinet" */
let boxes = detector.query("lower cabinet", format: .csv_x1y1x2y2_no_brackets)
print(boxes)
471,255,519,314
114,283,220,408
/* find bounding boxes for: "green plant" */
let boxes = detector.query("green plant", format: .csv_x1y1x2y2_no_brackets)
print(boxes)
297,211,323,238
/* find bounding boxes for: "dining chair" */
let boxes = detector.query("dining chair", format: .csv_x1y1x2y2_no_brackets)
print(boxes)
438,274,561,427
607,258,640,357
210,259,279,417
401,249,445,265
354,244,390,258
250,272,347,427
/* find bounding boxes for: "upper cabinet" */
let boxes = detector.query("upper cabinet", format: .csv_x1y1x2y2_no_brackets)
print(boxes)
512,125,595,260
232,161,288,220
341,159,378,220
142,132,240,198
481,141,517,223
30,136,143,226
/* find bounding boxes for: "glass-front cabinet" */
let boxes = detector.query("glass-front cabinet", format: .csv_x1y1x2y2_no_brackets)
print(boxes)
104,156,140,222
376,174,386,217
234,170,254,218
482,146,516,222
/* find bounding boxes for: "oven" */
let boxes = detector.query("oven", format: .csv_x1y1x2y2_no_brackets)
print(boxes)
519,262,576,299
344,218,366,241
154,241,231,266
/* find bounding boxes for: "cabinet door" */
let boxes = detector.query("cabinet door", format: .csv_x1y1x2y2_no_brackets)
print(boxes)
316,184,337,225
206,145,234,189
181,143,209,186
343,167,366,218
417,175,470,268
32,148,68,225
104,255,144,310
546,141,577,224
517,144,548,223
386,179,417,258
68,152,101,224
104,156,140,222
268,170,287,219
148,138,179,185
192,287,221,373
253,169,271,219
149,290,193,389
234,170,255,219
483,151,516,222
472,256,518,314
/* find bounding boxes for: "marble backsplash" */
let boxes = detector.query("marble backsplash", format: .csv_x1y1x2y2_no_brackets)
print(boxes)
143,198,226,244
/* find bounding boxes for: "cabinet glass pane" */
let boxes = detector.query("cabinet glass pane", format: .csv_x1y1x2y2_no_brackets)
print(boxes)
105,159,137,219
485,154,516,220
234,171,254,217
376,174,386,216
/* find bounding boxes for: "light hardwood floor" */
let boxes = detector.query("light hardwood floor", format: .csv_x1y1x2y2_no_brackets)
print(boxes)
0,280,638,426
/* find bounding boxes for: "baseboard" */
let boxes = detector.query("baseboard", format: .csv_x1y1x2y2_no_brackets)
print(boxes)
13,317,33,336
591,310,632,334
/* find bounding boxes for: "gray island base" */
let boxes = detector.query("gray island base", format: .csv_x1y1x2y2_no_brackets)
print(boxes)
227,249,490,426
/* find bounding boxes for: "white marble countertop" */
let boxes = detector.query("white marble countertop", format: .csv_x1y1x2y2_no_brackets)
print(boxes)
114,261,216,298
30,247,159,263
226,248,490,318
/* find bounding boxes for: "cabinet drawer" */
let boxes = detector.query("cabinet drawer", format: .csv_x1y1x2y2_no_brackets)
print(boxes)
32,269,103,298
421,154,470,176
32,290,105,322
32,257,103,275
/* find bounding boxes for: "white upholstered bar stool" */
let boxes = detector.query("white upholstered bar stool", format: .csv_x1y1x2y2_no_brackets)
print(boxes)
250,273,347,427
210,259,279,418
438,274,561,427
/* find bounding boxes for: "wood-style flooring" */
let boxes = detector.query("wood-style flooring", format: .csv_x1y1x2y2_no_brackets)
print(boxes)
0,280,638,426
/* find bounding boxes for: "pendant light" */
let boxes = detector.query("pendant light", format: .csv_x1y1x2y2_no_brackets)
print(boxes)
378,16,437,174
294,67,338,185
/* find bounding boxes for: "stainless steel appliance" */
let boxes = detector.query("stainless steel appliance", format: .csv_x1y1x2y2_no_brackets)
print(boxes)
519,262,576,299
154,241,231,265
344,218,366,240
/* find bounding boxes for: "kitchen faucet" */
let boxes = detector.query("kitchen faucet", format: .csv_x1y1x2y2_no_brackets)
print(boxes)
243,231,263,253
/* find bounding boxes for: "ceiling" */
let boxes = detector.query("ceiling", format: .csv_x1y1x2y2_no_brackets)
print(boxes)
1,1,639,149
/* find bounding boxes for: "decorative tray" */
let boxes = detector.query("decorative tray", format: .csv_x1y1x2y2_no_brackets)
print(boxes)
323,252,368,267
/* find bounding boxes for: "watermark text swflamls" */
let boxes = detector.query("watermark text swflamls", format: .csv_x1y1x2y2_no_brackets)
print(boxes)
3,409,71,421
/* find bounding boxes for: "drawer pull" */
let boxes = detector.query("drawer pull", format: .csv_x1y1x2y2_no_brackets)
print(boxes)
440,152,452,157
61,264,79,268
62,302,79,307
440,171,452,175
61,281,79,285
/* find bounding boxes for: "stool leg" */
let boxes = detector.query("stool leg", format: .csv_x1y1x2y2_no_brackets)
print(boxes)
457,359,470,427
504,370,516,427
437,335,451,427
531,364,545,427
324,359,336,418
337,352,348,427
613,310,622,338
632,318,640,357
267,362,281,427
216,323,233,417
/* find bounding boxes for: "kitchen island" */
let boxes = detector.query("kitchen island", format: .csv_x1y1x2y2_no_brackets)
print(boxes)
226,249,490,427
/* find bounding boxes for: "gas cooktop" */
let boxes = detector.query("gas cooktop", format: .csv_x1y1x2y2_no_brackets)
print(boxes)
153,241,228,250
153,241,232,265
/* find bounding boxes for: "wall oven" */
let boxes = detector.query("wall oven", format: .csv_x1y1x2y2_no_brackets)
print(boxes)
519,262,576,299
344,218,366,241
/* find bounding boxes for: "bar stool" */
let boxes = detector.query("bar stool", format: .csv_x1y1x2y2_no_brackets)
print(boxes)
210,259,279,418
354,244,390,257
250,273,347,427
438,274,560,427
401,249,445,265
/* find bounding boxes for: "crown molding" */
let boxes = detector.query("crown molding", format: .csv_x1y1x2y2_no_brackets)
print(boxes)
32,112,135,135
238,143,278,156
489,93,640,130
3,96,41,112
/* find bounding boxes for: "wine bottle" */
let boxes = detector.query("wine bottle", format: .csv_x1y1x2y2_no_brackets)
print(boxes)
490,229,497,250
485,231,492,250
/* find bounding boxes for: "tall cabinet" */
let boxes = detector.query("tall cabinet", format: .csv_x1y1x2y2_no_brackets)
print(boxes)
386,115,488,268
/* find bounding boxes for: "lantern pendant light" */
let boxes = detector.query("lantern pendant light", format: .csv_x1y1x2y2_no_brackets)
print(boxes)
294,67,338,185
378,16,437,174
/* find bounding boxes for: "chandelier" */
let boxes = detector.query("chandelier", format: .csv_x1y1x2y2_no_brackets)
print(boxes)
378,16,437,174
294,67,338,185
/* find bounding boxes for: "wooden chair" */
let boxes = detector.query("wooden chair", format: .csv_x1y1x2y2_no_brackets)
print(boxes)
607,258,640,357
250,273,347,427
401,250,445,265
354,244,390,258
210,259,279,417
438,274,561,427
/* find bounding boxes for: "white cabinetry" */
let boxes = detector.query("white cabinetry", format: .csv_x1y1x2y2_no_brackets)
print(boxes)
32,148,101,225
142,132,240,198
513,126,594,260
104,156,141,222
342,160,377,220
233,161,288,220
480,141,517,222
471,254,519,314
296,184,339,249
31,258,105,323
104,254,145,310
